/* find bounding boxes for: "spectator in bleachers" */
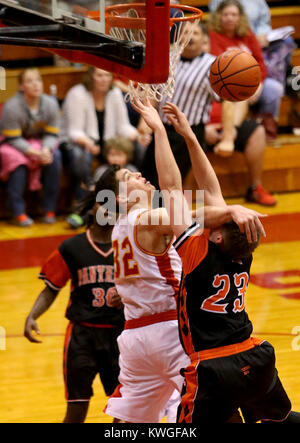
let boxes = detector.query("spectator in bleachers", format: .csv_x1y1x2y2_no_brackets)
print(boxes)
208,0,285,140
209,0,297,84
60,67,150,228
205,100,276,206
209,0,272,46
0,68,61,227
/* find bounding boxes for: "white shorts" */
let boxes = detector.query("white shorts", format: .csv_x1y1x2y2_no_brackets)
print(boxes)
105,320,189,423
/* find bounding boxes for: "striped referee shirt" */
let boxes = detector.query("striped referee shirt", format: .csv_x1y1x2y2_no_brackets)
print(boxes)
159,53,218,126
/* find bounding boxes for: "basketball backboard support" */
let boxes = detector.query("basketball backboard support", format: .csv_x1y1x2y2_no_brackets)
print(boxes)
0,0,171,83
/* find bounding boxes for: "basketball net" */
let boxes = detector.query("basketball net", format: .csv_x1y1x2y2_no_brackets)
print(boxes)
106,4,202,102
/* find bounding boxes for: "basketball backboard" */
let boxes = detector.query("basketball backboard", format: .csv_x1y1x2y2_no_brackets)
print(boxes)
0,0,172,82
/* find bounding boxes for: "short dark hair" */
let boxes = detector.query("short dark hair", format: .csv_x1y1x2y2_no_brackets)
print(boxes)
221,221,260,259
94,164,121,197
77,164,121,218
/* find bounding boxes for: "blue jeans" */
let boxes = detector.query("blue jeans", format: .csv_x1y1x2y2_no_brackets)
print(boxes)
61,143,94,201
7,149,62,217
256,78,284,118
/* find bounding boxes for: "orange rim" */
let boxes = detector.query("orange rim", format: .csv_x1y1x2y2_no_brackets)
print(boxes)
88,4,202,30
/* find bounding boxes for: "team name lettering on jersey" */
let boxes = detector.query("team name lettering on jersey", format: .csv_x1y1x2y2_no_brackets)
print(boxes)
77,265,114,287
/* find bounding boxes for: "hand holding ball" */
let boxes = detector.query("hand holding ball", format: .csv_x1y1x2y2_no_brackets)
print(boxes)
209,50,261,102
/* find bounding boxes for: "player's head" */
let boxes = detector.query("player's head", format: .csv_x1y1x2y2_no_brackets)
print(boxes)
19,68,43,99
93,164,155,214
209,0,250,38
76,165,121,228
210,220,261,259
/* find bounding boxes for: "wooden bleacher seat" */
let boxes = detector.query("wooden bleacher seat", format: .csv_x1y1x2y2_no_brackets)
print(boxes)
270,7,300,39
184,139,300,198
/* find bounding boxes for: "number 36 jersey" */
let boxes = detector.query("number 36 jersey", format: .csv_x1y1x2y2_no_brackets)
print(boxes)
174,222,253,355
39,230,124,327
112,209,182,321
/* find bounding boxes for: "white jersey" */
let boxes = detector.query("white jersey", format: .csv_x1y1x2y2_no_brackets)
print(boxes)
112,208,182,320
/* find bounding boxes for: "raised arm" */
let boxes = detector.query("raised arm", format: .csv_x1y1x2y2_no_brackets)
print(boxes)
162,102,226,207
132,98,192,238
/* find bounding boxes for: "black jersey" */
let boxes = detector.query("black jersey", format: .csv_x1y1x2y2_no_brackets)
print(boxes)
39,230,124,327
174,222,253,355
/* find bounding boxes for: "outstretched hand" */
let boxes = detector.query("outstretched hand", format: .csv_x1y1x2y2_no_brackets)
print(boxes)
162,102,194,138
131,97,164,132
228,205,267,243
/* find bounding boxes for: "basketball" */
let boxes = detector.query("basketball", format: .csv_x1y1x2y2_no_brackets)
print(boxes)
209,49,261,102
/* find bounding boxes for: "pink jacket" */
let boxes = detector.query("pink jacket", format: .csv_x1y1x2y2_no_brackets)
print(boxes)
0,140,43,190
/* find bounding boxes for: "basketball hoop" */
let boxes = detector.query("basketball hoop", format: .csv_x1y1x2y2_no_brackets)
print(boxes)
102,3,202,102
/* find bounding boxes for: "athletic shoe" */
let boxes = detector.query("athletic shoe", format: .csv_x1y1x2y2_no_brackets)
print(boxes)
245,185,277,206
14,214,34,227
44,212,56,224
66,213,85,229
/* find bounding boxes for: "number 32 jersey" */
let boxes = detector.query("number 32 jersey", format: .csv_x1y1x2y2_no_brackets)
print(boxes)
174,222,253,355
39,230,124,327
112,209,182,321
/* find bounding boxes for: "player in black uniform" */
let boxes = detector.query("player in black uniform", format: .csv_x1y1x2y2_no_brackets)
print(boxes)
24,177,124,423
132,97,300,424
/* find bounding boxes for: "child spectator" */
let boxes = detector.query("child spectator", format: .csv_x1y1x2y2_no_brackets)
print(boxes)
94,136,138,183
0,68,61,226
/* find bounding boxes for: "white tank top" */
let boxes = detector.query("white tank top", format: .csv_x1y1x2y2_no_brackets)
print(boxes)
112,208,182,320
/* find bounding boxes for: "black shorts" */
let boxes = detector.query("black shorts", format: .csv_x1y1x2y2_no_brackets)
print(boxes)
205,119,260,153
63,322,122,402
178,340,291,424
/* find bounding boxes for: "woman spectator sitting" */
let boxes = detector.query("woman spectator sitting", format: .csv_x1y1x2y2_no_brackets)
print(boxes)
59,67,150,228
0,68,61,227
208,0,284,140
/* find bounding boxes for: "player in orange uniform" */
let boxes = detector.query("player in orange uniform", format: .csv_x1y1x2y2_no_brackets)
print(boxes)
132,97,300,423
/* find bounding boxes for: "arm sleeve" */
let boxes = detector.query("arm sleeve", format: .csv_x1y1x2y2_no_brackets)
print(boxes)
173,222,209,275
62,87,92,142
209,31,227,57
255,1,272,36
248,32,268,80
42,99,60,151
1,103,31,153
39,249,71,291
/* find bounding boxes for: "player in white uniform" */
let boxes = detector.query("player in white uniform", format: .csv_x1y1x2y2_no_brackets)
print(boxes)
103,167,189,423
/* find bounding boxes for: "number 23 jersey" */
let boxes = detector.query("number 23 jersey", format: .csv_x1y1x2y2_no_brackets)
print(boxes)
174,222,253,355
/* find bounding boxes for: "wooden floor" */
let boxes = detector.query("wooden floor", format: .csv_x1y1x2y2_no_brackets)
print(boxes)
1,191,300,423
